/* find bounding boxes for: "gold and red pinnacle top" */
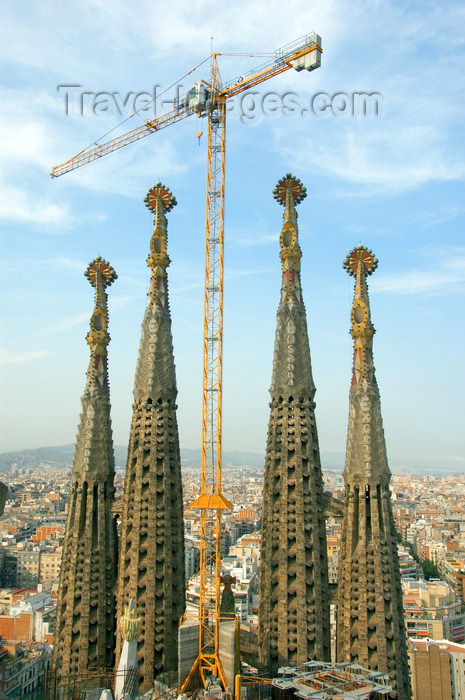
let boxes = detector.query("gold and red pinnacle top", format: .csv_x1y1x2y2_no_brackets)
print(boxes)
344,244,377,359
144,182,177,214
273,173,307,206
84,257,116,358
84,256,117,288
343,244,378,277
274,173,306,277
144,183,177,277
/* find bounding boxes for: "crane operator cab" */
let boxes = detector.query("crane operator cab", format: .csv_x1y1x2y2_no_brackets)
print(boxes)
174,82,209,115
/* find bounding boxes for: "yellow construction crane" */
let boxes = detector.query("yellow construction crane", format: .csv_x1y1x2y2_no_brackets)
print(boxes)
51,32,322,693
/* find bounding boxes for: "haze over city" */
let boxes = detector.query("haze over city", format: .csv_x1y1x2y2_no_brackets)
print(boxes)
1,0,464,472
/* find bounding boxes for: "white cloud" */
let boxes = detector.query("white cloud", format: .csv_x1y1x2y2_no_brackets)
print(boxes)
44,257,88,272
266,1,465,197
422,207,464,229
40,313,90,337
277,124,465,197
372,252,465,295
0,184,72,226
0,348,51,366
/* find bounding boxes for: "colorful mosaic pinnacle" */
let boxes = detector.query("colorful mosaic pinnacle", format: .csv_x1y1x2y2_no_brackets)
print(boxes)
273,173,307,275
144,181,178,214
258,175,330,674
84,257,117,362
337,245,411,699
115,185,185,691
53,257,118,680
272,172,307,206
145,182,177,275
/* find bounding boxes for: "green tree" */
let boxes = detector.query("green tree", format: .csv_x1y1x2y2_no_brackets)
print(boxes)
420,559,439,580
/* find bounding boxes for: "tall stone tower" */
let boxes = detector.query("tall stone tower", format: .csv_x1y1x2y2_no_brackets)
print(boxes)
336,245,411,699
258,174,330,674
53,257,118,680
116,183,185,691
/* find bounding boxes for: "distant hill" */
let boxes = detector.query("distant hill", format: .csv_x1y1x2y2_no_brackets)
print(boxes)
1,444,455,475
0,444,126,472
0,444,346,474
0,444,268,473
0,445,75,472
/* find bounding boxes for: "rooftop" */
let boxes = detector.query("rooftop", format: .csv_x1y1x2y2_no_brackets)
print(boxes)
273,661,391,699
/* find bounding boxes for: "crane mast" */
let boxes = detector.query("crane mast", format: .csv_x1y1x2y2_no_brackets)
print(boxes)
182,54,232,690
201,56,228,687
50,33,322,693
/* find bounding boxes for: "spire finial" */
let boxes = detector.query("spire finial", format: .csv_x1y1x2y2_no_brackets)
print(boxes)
273,172,307,207
343,243,378,278
343,245,378,343
144,182,177,274
273,173,306,299
273,174,306,273
144,181,177,214
343,245,379,393
84,255,118,288
84,256,117,357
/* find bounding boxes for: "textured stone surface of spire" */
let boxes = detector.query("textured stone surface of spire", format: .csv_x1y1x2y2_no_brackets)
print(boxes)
116,183,185,691
258,174,330,674
336,245,411,699
53,257,118,680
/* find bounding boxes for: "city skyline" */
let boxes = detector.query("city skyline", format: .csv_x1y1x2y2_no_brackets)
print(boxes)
0,1,464,472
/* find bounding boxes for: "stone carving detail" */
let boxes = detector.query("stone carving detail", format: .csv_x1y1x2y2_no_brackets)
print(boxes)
115,184,185,692
53,257,118,680
336,245,411,699
258,175,330,674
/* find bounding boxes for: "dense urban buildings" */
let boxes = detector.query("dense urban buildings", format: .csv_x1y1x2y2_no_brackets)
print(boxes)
336,246,411,699
258,174,330,673
52,257,118,680
3,457,465,697
115,184,185,691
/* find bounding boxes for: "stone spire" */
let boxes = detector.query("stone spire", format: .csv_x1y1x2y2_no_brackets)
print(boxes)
336,245,411,699
53,257,118,680
258,174,330,674
115,183,185,691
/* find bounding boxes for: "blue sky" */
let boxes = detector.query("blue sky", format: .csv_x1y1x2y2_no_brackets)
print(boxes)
0,0,464,471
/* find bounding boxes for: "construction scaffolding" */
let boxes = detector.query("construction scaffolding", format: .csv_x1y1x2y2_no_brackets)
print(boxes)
44,667,138,700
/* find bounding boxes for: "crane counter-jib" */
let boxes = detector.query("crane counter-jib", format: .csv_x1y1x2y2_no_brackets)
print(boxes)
172,33,323,108
220,32,322,97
